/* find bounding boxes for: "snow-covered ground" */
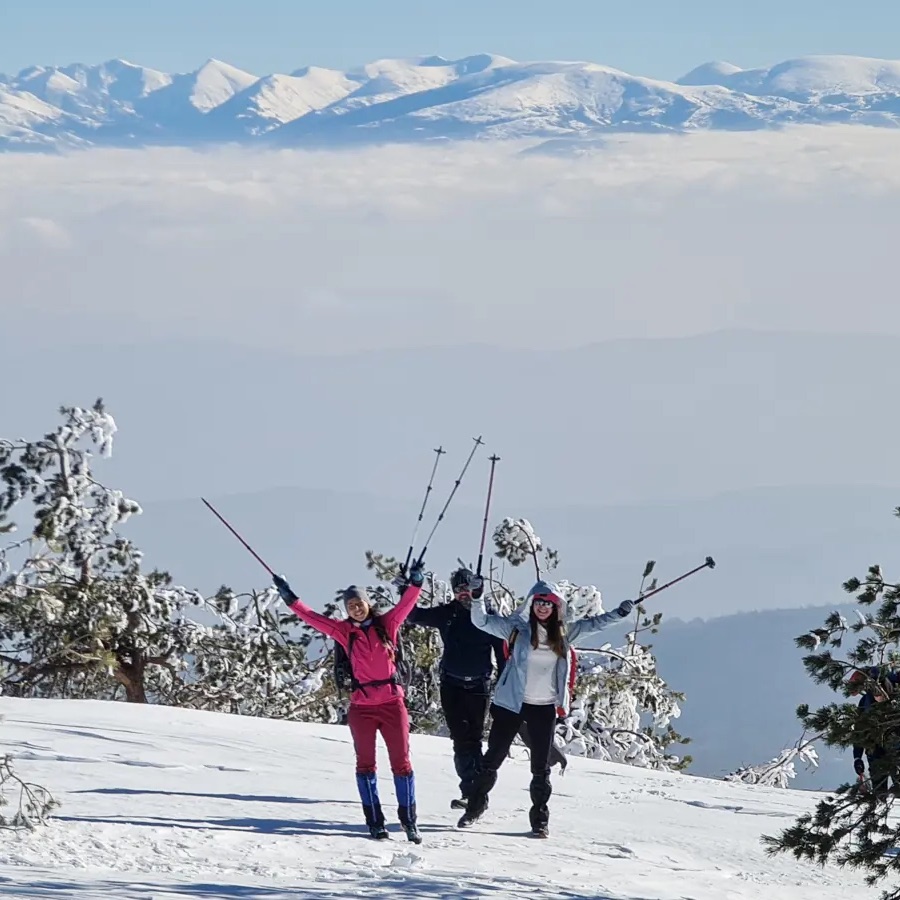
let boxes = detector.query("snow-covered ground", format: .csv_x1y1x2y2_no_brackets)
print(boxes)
0,698,871,899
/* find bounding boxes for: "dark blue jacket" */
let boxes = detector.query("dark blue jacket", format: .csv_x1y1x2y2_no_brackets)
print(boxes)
407,600,506,686
853,671,900,761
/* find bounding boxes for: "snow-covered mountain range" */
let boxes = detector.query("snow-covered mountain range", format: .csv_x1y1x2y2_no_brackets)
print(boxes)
5,52,900,151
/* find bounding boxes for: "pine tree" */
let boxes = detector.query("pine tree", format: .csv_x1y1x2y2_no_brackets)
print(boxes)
763,506,900,897
0,401,205,702
167,585,337,723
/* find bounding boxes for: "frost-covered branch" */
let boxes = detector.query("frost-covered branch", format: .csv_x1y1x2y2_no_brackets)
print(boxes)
0,754,59,830
727,731,821,788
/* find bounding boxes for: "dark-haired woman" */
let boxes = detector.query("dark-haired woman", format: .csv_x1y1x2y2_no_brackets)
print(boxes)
460,579,633,837
273,563,425,842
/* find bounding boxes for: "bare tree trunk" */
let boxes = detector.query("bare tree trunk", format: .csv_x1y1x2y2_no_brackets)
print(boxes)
114,654,148,703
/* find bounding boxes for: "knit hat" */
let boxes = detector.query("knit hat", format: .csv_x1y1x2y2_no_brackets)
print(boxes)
341,585,371,607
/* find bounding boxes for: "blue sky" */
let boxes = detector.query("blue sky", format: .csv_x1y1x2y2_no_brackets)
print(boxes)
4,0,898,78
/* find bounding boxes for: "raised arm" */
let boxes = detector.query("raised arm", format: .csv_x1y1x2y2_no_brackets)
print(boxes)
381,583,423,634
470,597,518,641
272,575,345,641
288,596,346,640
567,601,633,647
407,602,452,629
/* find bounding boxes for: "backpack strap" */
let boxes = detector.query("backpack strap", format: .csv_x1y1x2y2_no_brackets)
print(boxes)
345,619,400,696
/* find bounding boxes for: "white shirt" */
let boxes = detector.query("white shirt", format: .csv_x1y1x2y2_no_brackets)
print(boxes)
523,625,559,705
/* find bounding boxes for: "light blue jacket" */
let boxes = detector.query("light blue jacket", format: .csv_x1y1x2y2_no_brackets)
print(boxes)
471,579,624,715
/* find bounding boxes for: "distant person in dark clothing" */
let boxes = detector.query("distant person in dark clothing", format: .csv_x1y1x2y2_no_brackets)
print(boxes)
849,666,900,800
407,567,506,808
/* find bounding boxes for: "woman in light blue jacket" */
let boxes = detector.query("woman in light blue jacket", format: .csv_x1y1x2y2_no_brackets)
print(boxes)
458,579,633,837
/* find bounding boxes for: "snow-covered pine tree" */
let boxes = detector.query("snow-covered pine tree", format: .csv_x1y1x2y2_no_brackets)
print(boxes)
726,731,819,789
764,505,900,897
0,401,333,719
165,585,339,723
0,401,205,702
491,519,691,771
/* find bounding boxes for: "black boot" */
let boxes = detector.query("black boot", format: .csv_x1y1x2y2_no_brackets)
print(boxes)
395,773,422,844
357,772,388,839
457,767,496,828
528,772,552,837
364,807,389,840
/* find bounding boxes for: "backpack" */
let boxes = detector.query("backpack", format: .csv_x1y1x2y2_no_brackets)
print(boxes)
332,619,410,696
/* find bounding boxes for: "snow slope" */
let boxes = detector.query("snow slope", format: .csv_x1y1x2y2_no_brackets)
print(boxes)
0,697,874,899
6,52,900,150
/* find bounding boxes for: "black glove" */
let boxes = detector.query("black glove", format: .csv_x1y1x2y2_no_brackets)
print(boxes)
854,758,866,777
408,559,426,588
468,573,484,600
617,599,634,618
273,574,298,604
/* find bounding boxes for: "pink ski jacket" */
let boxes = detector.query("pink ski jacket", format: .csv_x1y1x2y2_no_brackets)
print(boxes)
288,584,422,707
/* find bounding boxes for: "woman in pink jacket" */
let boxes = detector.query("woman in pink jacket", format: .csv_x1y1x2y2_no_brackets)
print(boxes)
274,563,425,842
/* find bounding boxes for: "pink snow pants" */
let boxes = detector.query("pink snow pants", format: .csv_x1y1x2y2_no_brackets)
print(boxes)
347,697,412,776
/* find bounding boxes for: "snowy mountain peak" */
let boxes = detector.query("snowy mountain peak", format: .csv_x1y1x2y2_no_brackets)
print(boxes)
677,61,743,86
7,51,900,151
187,59,259,112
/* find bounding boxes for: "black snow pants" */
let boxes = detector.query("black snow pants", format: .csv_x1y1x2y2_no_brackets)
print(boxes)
440,675,491,799
468,702,557,830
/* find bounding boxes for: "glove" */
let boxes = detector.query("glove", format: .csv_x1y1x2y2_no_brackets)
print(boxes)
391,572,410,594
408,560,426,588
854,758,866,777
273,574,297,604
616,599,634,618
556,706,566,724
468,573,484,600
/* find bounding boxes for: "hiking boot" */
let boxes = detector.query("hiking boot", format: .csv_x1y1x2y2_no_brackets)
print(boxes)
457,797,488,828
531,825,549,839
404,823,422,844
368,824,390,840
452,795,490,811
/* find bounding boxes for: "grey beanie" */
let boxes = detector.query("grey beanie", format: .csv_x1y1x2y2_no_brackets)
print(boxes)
341,585,371,606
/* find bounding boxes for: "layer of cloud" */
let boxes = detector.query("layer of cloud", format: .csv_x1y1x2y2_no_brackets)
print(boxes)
3,126,900,351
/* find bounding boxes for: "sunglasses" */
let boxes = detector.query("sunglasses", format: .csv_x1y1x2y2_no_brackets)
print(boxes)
532,596,555,608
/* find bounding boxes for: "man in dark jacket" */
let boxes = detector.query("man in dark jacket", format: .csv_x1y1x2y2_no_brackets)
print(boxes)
408,566,506,809
851,667,900,800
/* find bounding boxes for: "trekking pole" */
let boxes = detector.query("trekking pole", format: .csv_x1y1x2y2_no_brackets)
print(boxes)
415,435,484,567
201,497,276,576
401,446,446,575
634,556,715,605
476,454,500,578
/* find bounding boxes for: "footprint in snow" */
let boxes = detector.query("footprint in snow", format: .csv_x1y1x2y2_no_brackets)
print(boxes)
591,842,635,858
